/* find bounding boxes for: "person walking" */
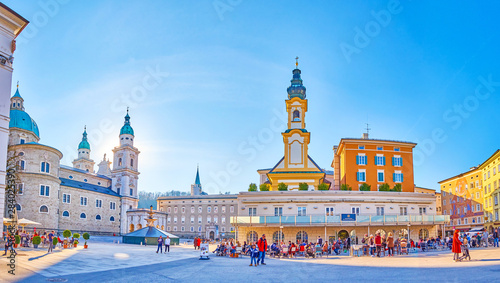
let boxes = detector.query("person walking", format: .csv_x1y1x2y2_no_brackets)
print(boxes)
493,229,499,248
165,236,171,253
256,234,267,265
387,233,394,257
156,236,164,253
452,230,462,261
47,231,54,253
375,233,382,257
194,237,198,250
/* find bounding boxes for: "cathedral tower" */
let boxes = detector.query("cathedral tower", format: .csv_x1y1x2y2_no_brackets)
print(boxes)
111,109,140,234
72,126,95,172
191,165,202,196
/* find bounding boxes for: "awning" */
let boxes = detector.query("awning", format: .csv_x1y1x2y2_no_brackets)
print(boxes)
469,227,485,232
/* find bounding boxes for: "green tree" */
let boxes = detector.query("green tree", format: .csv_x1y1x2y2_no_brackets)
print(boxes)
391,184,402,192
259,183,270,191
378,183,390,191
318,183,329,190
278,183,288,191
298,183,309,191
248,183,257,192
340,184,352,191
63,229,72,239
359,183,371,191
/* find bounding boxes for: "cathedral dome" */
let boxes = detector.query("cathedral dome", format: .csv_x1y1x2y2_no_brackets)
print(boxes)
120,112,134,136
78,127,90,150
9,109,40,138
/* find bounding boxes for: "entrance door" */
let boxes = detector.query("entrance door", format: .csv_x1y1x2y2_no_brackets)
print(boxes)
338,230,349,240
209,231,215,240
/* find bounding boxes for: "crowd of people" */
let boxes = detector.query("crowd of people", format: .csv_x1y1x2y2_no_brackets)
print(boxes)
2,229,62,255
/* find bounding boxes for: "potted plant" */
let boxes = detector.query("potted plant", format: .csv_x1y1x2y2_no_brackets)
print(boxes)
359,183,371,191
32,236,41,248
248,183,257,192
63,230,72,248
298,182,309,191
277,183,288,191
14,235,20,248
340,184,352,191
52,237,58,249
259,184,270,191
318,183,329,190
83,232,90,249
73,233,80,248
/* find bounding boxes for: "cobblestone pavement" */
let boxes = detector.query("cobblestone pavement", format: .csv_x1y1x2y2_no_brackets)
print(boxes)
1,243,499,282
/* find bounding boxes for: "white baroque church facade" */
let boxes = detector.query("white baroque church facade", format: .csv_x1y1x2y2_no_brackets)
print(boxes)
7,87,140,235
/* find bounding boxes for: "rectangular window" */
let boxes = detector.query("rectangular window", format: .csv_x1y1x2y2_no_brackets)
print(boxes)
110,202,116,210
174,217,177,224
274,207,283,216
374,155,386,166
230,206,234,213
80,196,87,206
325,207,335,216
207,207,211,213
20,138,25,144
298,206,307,216
351,206,360,215
63,193,71,204
377,146,383,150
392,156,403,167
173,227,177,231
96,199,102,208
248,207,257,216
198,216,202,224
174,207,178,213
182,207,185,213
393,172,403,183
400,207,408,215
222,217,226,224
377,171,384,182
358,145,365,150
167,226,171,231
207,216,211,223
444,210,447,215
190,226,194,232
419,207,427,215
130,188,133,196
214,206,218,213
191,216,194,224
198,226,202,232
167,217,171,223
496,211,499,221
443,200,446,206
356,154,367,165
465,218,468,224
376,207,384,216
41,162,50,173
191,207,195,213
496,195,499,206
40,185,50,196
356,170,366,182
181,216,185,224
222,206,226,213
198,207,202,213
214,217,218,224
394,147,400,151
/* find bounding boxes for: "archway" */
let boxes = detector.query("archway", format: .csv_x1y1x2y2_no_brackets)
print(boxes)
129,224,134,233
273,231,285,244
137,224,142,229
338,230,349,240
209,231,215,240
419,229,429,240
296,231,308,244
247,231,258,244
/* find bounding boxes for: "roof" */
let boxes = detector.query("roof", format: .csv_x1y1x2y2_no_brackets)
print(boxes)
157,194,237,201
194,166,201,185
120,112,134,136
60,178,119,197
339,138,417,146
478,149,500,170
284,129,308,133
267,155,325,175
124,226,179,238
78,128,90,150
60,165,111,180
437,167,481,184
0,3,29,36
12,88,22,98
9,109,40,138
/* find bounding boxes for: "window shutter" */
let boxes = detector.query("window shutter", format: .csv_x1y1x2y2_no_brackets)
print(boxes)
392,157,395,166
383,157,386,165
401,158,403,167
356,155,359,165
393,173,395,182
356,172,359,181
374,156,378,165
402,174,404,182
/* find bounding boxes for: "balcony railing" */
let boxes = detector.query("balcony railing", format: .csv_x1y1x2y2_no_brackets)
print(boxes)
231,214,450,226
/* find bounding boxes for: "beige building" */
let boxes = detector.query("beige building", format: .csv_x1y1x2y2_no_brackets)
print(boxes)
232,191,449,244
0,3,28,235
157,194,238,239
414,187,442,215
7,89,141,235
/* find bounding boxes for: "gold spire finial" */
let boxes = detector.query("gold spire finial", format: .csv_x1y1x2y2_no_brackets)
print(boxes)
17,81,19,88
295,56,299,68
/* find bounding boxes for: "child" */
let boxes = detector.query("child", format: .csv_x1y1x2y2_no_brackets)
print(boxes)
249,244,258,266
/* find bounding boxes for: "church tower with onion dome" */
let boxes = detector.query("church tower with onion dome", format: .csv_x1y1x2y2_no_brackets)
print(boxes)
72,126,95,172
111,109,140,234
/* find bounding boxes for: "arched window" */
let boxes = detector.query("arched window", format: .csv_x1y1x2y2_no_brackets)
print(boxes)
96,214,101,220
247,231,258,244
118,158,122,166
130,159,134,167
375,229,386,237
110,216,115,222
293,110,300,121
80,213,87,219
296,231,308,243
419,229,429,240
272,231,285,243
62,211,70,217
129,224,134,232
15,204,21,212
39,205,48,213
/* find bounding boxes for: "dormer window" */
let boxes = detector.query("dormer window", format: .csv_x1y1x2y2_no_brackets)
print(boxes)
293,110,300,121
20,138,25,144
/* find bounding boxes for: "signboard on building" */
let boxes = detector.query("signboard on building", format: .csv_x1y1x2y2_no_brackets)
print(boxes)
341,214,356,221
200,243,210,259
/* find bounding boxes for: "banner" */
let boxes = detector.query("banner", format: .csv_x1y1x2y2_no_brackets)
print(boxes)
341,214,356,221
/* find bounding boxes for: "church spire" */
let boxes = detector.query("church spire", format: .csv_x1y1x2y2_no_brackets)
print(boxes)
78,126,90,150
120,108,134,136
287,57,306,100
195,165,201,185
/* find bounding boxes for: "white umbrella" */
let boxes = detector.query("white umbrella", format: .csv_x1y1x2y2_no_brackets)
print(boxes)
17,218,41,227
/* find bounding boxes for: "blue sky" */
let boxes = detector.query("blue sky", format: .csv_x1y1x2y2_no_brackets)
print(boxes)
4,0,500,194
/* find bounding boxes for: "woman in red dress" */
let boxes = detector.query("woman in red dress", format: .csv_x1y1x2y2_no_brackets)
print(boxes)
452,230,462,261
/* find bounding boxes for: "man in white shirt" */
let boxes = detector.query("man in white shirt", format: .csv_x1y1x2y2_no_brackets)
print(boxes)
165,236,171,253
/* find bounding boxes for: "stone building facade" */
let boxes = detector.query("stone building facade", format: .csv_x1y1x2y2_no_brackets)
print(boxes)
6,89,140,235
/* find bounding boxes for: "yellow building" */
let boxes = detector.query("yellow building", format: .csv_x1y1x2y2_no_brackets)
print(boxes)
479,149,500,232
438,167,483,233
266,61,326,190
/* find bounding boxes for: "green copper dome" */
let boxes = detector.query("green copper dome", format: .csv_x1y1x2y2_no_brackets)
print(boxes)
9,109,40,138
78,127,90,150
120,112,134,136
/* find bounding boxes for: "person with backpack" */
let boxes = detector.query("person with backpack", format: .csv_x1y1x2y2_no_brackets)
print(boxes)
256,234,267,265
